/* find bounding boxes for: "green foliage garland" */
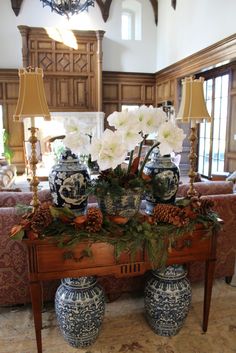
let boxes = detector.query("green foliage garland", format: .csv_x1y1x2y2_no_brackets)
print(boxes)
10,199,221,269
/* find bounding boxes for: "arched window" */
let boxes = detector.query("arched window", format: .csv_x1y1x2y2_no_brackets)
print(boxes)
121,0,142,41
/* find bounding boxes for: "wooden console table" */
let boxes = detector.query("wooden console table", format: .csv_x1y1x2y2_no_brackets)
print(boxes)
24,226,218,353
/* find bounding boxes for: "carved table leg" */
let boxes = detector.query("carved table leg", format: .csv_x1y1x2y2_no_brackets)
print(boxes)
30,281,43,353
203,259,216,332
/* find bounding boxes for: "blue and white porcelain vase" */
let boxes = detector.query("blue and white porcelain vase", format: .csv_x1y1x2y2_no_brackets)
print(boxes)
55,277,106,348
98,187,143,220
143,148,180,215
49,148,90,214
144,265,192,336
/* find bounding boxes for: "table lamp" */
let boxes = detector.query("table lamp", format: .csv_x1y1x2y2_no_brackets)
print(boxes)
13,67,51,208
177,76,211,197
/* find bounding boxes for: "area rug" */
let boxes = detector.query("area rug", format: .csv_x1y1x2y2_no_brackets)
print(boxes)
0,279,235,353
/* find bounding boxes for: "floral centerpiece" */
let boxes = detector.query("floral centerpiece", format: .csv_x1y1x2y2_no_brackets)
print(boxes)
87,105,186,219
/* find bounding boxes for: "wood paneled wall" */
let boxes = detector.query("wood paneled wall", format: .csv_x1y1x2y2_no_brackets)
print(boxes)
102,72,155,127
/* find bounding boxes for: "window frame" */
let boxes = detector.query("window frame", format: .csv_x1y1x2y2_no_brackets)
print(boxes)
196,66,231,178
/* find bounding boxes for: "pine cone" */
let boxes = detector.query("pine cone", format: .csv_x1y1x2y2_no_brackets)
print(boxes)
31,203,53,233
153,204,189,227
187,196,214,215
85,207,103,233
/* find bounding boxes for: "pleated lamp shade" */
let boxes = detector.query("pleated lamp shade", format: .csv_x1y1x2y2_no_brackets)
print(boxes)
177,76,211,124
13,67,51,122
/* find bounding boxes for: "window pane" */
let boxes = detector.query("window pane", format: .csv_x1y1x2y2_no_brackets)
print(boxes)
222,74,229,97
121,13,132,40
219,121,226,140
211,158,218,174
206,100,212,116
212,138,219,158
122,105,139,111
203,156,209,176
213,119,220,140
221,97,228,119
206,79,213,100
218,160,224,172
199,122,205,137
198,156,204,174
205,122,211,139
121,0,142,41
214,97,221,119
219,139,225,160
199,137,205,156
215,76,222,98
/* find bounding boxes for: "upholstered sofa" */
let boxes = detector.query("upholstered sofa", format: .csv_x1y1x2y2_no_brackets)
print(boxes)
176,181,236,282
0,181,236,306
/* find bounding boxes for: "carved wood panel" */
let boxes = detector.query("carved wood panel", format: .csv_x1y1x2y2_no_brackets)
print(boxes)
18,26,104,112
102,72,155,128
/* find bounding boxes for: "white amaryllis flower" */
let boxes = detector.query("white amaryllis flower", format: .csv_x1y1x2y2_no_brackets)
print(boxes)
89,136,103,161
119,129,143,152
134,105,167,135
64,118,87,134
107,110,133,131
89,129,128,171
63,132,90,155
158,121,186,156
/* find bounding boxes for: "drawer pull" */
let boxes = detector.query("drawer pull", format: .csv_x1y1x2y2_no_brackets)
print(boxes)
172,239,192,251
63,248,92,262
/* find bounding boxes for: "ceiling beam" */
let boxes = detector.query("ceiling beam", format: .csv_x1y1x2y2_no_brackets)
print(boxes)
96,0,112,22
172,0,177,10
11,0,23,16
149,0,158,26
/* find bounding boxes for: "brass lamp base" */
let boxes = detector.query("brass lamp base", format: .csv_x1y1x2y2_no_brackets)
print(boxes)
187,126,198,198
28,125,40,209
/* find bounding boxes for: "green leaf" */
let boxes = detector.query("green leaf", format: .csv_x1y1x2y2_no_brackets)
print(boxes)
11,230,25,240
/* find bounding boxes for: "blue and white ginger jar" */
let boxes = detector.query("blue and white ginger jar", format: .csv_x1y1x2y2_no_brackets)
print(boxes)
144,149,180,215
55,277,106,347
144,265,192,336
49,148,90,213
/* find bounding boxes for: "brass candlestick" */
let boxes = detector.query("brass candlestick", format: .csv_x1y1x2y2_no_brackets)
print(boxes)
187,126,198,198
28,123,40,209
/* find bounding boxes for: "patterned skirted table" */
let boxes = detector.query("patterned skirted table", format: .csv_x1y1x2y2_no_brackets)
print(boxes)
23,226,218,353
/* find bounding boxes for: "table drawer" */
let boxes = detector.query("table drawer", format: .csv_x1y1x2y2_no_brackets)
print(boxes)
36,242,116,273
169,231,212,259
36,242,145,273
